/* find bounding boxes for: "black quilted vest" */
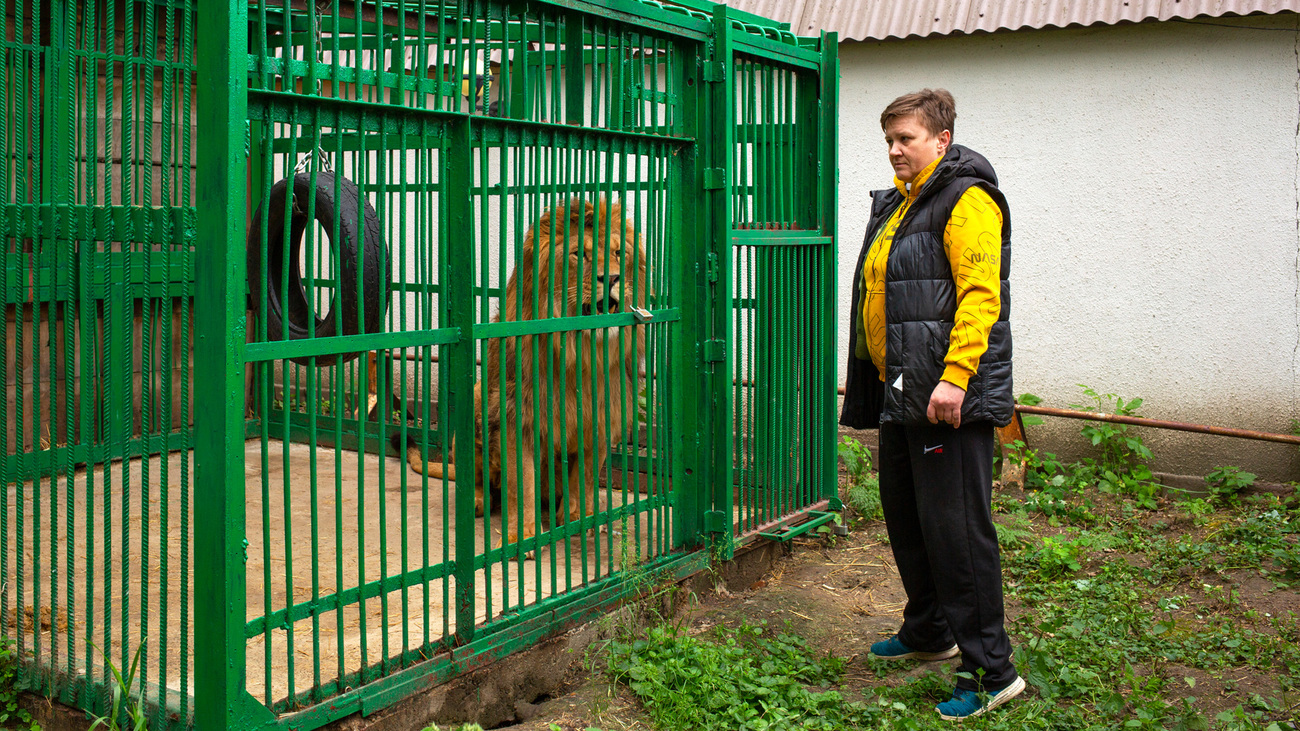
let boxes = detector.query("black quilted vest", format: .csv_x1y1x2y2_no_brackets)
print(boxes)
840,144,1013,428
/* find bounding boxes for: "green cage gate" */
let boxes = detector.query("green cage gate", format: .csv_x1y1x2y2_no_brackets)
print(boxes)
2,1,839,728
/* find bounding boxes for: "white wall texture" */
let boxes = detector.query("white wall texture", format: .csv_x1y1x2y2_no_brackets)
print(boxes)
836,14,1300,481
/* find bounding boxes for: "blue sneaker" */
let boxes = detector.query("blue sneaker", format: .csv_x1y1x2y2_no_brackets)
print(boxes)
936,676,1026,720
869,634,959,661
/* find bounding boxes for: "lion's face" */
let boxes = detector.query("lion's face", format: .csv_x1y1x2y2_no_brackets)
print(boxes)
512,199,651,340
567,220,646,321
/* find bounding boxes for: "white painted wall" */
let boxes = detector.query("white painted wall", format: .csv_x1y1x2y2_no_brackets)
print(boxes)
836,14,1300,480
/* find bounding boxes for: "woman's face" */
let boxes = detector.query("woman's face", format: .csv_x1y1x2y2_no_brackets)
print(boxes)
884,114,951,184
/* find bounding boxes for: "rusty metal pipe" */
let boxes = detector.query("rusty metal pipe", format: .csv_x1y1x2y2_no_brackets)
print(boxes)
836,385,1299,445
1014,404,1300,446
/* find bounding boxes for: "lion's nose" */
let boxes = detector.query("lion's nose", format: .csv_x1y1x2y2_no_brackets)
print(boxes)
596,274,621,313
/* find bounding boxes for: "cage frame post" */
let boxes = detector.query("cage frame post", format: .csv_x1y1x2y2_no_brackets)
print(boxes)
195,1,276,728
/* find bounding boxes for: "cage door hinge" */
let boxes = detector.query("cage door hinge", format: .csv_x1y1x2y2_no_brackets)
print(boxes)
703,168,725,189
705,252,719,282
702,60,726,83
702,339,726,362
704,510,727,533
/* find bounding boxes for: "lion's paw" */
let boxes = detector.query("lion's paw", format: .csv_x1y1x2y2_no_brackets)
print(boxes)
500,533,537,562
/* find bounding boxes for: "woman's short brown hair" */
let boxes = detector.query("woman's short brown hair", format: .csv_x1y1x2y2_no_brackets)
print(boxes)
880,88,956,137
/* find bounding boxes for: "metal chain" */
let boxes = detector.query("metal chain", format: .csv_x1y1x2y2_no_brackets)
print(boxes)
292,1,333,175
293,147,332,175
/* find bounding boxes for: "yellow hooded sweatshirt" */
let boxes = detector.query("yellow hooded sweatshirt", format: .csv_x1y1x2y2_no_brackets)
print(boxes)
861,154,1004,390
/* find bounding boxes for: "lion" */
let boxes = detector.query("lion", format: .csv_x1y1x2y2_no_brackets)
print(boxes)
396,198,651,555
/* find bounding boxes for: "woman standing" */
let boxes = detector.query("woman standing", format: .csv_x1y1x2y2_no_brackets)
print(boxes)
841,88,1023,720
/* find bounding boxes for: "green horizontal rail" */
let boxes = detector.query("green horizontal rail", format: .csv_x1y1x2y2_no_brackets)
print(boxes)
245,309,679,363
244,327,462,362
251,0,714,50
757,510,838,542
268,410,441,455
1,204,196,245
471,492,671,565
245,559,456,640
660,0,787,29
6,264,195,304
730,231,832,247
9,280,193,304
2,431,193,485
247,88,458,130
250,55,458,98
250,88,688,147
531,0,712,39
732,35,822,70
472,307,679,339
472,115,693,146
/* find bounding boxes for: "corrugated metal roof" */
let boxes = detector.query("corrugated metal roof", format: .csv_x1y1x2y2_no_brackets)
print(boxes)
724,0,1300,41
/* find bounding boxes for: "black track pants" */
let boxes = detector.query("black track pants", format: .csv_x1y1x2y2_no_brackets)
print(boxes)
878,420,1018,691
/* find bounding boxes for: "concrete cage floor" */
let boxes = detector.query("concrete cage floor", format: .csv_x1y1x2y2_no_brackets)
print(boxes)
3,438,670,715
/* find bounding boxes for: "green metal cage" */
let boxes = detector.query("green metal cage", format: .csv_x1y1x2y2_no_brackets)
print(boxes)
2,1,839,727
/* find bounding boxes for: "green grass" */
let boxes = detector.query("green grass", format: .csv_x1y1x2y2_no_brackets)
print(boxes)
605,485,1300,730
608,622,873,731
0,636,40,731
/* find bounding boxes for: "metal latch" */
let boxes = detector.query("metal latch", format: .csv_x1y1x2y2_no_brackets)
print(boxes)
704,168,725,189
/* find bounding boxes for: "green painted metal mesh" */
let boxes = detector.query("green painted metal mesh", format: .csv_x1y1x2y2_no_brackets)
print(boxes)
2,0,197,727
730,51,836,537
4,0,836,727
241,1,686,712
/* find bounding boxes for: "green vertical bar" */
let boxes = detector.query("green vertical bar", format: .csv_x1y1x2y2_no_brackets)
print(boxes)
116,0,135,680
60,1,77,698
140,0,159,702
194,1,272,728
446,117,477,645
708,5,735,558
155,3,176,719
1,0,12,667
179,0,195,710
670,35,702,549
781,67,793,227
781,246,790,511
43,0,74,695
565,13,584,125
395,0,414,665
76,0,97,706
820,32,841,510
745,247,756,528
98,0,114,708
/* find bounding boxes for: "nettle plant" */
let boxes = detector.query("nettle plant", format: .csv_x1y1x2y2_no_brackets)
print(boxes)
1069,386,1160,509
1011,387,1160,514
837,436,882,522
1204,466,1257,506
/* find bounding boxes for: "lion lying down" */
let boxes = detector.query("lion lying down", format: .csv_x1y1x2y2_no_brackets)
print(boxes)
396,198,650,556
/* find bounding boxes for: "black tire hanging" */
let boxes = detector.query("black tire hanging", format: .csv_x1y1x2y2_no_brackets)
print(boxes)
247,171,389,367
